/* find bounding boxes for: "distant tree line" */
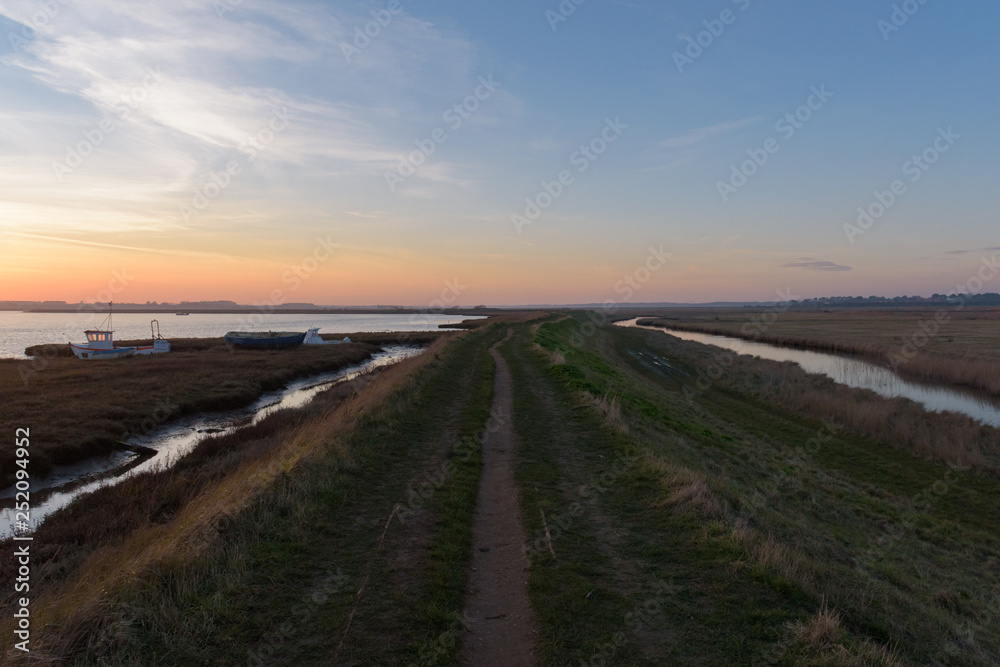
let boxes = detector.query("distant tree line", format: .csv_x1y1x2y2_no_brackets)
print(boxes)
785,293,1000,308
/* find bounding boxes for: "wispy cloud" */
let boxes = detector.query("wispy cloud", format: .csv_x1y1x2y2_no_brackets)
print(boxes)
660,116,764,149
3,230,181,254
946,246,1000,255
0,0,502,237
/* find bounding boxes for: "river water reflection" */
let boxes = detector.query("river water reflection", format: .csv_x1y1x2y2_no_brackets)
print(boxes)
616,318,1000,428
0,346,422,538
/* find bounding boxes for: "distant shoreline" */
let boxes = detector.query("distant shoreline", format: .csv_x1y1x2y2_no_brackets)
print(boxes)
10,308,501,316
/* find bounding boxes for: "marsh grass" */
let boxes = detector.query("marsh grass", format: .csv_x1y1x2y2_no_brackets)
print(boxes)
0,336,436,484
640,308,1000,398
653,330,1000,469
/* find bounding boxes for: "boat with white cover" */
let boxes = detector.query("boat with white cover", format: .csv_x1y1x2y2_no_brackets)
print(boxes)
303,328,351,345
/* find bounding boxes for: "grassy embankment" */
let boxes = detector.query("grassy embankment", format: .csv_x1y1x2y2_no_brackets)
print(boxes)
4,312,999,664
513,315,999,664
0,322,507,664
635,307,1000,397
0,332,438,486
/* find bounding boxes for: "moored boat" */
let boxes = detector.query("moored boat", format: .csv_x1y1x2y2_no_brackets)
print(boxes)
135,319,171,355
224,331,306,349
303,328,351,345
70,302,137,360
70,337,137,360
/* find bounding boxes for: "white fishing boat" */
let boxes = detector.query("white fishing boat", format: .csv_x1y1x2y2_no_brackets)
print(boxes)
69,304,170,359
303,328,351,345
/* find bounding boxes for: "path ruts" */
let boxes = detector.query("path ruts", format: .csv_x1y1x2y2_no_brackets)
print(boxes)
460,330,538,666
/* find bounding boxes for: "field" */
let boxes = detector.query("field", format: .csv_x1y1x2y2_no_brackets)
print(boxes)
2,313,999,664
629,307,1000,397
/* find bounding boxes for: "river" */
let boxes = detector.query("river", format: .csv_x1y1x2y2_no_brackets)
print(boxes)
0,345,423,538
615,318,1000,428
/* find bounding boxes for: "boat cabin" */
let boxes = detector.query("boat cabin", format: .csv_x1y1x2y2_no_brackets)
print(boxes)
84,330,115,350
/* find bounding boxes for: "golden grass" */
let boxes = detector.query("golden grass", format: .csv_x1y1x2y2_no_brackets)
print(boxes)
532,341,566,366
765,367,993,468
783,601,903,666
582,391,629,434
793,599,842,647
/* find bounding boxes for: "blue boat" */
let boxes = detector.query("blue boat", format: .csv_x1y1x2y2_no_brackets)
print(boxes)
224,331,306,349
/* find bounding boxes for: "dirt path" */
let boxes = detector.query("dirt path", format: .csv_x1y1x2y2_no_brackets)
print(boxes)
460,330,538,667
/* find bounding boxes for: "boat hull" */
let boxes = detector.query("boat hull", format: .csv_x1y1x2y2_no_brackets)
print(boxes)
70,343,137,360
136,340,171,355
224,332,306,349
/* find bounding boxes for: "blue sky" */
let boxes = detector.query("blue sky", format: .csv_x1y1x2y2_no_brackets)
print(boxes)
0,0,997,305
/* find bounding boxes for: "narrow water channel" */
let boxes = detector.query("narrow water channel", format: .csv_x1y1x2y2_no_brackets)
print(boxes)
1,345,423,538
616,318,1000,428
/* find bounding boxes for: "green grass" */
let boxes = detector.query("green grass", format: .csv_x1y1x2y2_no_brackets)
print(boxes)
508,319,813,665
519,314,1000,665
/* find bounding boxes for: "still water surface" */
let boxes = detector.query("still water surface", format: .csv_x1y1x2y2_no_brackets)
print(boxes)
0,311,483,358
616,318,1000,428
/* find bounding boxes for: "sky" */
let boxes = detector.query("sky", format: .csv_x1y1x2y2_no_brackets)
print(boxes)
0,0,997,306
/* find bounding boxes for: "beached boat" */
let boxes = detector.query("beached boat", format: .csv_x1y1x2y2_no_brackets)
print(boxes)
136,319,171,355
224,331,306,349
303,328,351,345
70,302,138,360
176,312,189,316
70,334,136,360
